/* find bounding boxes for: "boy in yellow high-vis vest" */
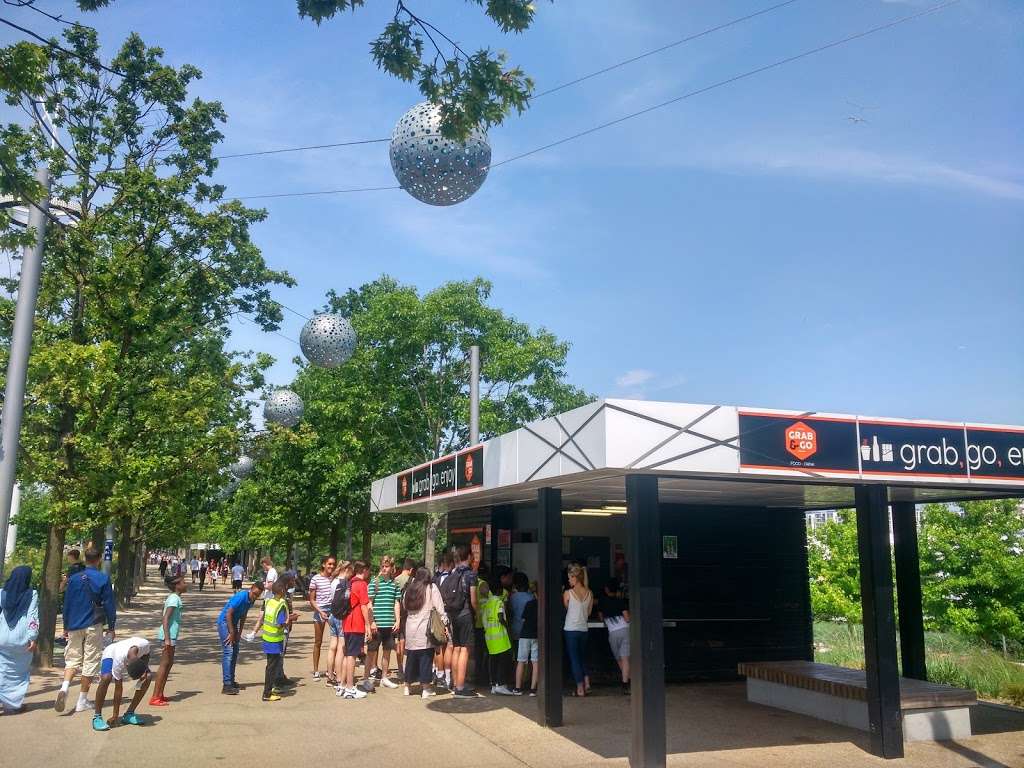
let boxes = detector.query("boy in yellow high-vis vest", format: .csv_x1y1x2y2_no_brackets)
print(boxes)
479,581,514,695
261,579,297,702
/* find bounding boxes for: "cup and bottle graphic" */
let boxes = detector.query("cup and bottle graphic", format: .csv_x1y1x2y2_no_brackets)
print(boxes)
861,434,894,464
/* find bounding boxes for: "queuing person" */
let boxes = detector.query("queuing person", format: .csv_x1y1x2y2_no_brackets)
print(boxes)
230,561,245,591
473,563,491,688
508,572,532,647
91,637,151,732
325,560,353,688
260,579,297,703
441,545,478,698
366,555,401,688
393,557,414,680
402,567,448,699
307,555,336,680
0,566,39,715
598,577,631,694
190,556,200,583
513,583,538,696
432,551,455,690
337,560,372,700
57,547,116,714
563,564,593,697
149,573,187,707
479,580,514,695
217,583,263,694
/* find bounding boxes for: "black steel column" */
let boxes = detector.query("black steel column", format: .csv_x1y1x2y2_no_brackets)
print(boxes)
626,475,666,768
536,487,563,727
892,501,927,681
855,485,904,758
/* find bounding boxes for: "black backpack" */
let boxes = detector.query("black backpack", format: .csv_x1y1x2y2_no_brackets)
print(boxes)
330,578,352,620
440,566,468,614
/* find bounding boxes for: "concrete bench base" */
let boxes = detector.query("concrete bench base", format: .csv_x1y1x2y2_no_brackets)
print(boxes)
746,678,972,742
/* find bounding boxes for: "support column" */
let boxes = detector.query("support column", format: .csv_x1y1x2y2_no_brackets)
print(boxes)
536,487,563,727
892,501,926,681
626,475,666,768
855,485,904,758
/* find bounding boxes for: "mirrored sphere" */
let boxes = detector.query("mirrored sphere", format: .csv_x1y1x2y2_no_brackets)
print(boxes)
228,455,254,479
389,101,491,206
300,313,357,368
264,388,304,427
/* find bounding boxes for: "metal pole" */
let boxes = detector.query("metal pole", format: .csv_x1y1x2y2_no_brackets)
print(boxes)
102,521,115,576
0,163,51,577
2,483,20,562
469,344,480,445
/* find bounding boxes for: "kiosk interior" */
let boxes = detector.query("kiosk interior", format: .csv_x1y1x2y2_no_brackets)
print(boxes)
371,399,1024,766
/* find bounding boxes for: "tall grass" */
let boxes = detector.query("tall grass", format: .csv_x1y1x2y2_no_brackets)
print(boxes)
814,621,1024,702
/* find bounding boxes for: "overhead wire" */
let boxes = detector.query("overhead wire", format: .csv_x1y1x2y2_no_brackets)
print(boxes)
233,0,962,200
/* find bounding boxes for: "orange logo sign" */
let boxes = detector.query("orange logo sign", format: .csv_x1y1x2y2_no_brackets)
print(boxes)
786,421,817,461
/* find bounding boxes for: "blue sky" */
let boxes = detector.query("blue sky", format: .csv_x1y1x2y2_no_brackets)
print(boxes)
3,0,1022,424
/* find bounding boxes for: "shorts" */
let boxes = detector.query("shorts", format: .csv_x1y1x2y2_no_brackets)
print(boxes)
343,632,365,657
608,627,630,659
232,580,242,590
517,638,539,663
313,608,331,625
450,613,474,648
367,626,395,652
328,616,343,637
100,656,115,678
65,624,103,677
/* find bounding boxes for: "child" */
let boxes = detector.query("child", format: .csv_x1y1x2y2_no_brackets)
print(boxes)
326,561,353,688
91,637,151,732
209,564,218,590
479,581,514,695
261,578,297,702
149,573,187,706
598,577,630,694
514,584,539,696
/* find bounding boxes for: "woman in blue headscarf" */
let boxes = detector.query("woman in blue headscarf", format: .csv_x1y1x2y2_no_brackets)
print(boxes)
0,566,39,714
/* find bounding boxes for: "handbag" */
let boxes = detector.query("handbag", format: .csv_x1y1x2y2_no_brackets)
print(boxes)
427,607,447,647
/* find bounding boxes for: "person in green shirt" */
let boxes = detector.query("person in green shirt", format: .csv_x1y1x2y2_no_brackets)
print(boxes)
149,573,187,705
366,556,401,688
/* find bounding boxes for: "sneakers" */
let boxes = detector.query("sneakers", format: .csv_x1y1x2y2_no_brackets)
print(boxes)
74,698,93,713
357,680,375,694
221,685,239,695
312,671,322,680
529,689,537,697
421,688,436,699
492,685,514,696
229,681,240,690
622,682,631,695
262,693,282,702
91,715,109,732
148,696,169,707
370,666,383,681
54,689,67,713
453,688,476,698
120,712,143,726
380,676,399,689
512,688,524,696
343,687,368,700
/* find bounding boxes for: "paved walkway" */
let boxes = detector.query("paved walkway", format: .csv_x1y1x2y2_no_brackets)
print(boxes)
2,580,1022,768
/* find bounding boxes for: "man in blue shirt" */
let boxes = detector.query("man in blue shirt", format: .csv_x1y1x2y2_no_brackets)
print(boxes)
56,547,116,714
217,583,263,694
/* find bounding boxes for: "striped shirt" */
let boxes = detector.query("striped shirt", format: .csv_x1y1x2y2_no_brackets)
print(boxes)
368,576,400,627
308,574,335,609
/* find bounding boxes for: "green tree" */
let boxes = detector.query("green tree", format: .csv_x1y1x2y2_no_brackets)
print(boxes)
920,500,1024,646
0,28,287,664
807,510,862,624
74,0,539,140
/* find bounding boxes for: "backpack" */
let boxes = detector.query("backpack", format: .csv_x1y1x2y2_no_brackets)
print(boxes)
330,577,352,620
440,566,469,614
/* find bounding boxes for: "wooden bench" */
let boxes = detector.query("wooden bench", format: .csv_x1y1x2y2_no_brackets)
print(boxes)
738,660,977,742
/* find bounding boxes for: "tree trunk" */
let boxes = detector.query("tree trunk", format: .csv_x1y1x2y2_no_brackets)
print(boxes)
361,517,372,563
88,524,105,553
344,513,353,560
423,511,443,572
35,524,66,668
329,518,340,558
133,538,146,591
115,515,133,607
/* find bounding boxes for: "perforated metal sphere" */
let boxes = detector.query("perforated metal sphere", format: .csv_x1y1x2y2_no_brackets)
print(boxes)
228,455,254,479
263,388,304,427
217,476,240,500
389,101,491,206
300,313,357,368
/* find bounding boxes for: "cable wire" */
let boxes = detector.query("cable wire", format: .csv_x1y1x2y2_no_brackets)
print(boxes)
216,138,390,160
234,185,401,201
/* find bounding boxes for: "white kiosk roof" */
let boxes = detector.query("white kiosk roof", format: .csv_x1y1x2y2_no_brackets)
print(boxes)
370,399,1024,514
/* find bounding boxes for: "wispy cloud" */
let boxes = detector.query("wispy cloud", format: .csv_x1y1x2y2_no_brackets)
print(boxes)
612,370,687,400
616,369,655,388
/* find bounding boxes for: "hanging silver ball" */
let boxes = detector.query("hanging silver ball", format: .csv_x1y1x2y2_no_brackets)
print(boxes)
300,313,357,368
389,101,491,206
228,455,254,479
264,388,304,427
217,476,240,500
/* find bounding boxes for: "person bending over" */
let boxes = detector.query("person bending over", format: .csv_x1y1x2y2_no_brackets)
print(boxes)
92,637,151,732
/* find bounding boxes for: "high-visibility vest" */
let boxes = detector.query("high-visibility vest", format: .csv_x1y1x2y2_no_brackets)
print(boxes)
481,595,511,655
261,597,287,643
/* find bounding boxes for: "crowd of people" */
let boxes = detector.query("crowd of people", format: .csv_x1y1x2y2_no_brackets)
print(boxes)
0,540,632,727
